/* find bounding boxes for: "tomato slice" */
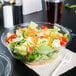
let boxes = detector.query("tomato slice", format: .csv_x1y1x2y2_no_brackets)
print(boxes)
60,37,67,42
6,37,13,43
42,26,48,29
11,34,17,38
27,47,33,53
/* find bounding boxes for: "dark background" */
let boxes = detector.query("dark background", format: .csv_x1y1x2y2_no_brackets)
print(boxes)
0,0,76,76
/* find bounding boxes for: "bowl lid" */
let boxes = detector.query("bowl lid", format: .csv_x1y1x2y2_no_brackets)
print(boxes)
0,53,12,76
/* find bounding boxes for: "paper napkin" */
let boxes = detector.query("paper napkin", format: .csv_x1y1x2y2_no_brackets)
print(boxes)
26,48,76,76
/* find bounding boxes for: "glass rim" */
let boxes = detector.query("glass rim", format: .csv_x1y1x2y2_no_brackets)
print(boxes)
45,0,64,2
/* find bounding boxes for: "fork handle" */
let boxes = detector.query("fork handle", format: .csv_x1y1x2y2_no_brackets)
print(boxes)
51,61,64,76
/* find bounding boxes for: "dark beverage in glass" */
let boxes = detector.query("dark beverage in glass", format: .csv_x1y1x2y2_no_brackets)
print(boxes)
45,0,64,24
13,5,23,25
13,0,23,25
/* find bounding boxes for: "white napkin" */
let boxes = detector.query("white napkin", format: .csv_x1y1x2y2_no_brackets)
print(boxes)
25,48,76,76
22,0,42,15
56,48,76,75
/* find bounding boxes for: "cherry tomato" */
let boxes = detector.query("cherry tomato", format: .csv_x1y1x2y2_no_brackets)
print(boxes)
60,37,67,46
60,40,67,46
60,40,65,46
6,34,17,43
60,37,67,42
6,37,13,43
11,34,17,38
26,47,33,53
42,26,48,29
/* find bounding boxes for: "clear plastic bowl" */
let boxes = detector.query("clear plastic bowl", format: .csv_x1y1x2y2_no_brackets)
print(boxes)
0,53,12,76
1,22,76,65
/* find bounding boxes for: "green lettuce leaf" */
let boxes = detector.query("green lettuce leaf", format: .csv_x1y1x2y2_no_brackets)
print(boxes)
26,53,39,62
29,21,38,30
54,26,60,32
65,3,76,9
64,34,68,40
38,45,52,54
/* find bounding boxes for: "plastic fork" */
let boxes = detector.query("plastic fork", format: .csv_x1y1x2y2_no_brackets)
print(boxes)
51,53,72,76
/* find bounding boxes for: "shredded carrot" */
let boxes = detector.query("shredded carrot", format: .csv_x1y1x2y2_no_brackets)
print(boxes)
51,33,57,38
23,45,28,48
28,26,36,32
20,43,23,45
27,31,31,35
49,37,52,42
27,27,37,36
56,34,61,39
53,47,58,50
17,27,24,31
43,33,49,37
51,33,61,39
36,31,42,33
48,42,52,46
20,43,28,48
32,37,38,45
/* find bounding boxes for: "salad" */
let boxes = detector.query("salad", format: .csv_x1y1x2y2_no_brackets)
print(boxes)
5,22,68,64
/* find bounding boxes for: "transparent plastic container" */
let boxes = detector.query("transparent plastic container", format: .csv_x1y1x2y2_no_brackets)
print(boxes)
1,22,76,65
0,53,12,76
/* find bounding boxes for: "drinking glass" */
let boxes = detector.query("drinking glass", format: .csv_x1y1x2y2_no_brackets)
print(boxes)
45,0,64,24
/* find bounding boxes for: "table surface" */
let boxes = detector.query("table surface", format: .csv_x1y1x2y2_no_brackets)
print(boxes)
0,0,76,76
